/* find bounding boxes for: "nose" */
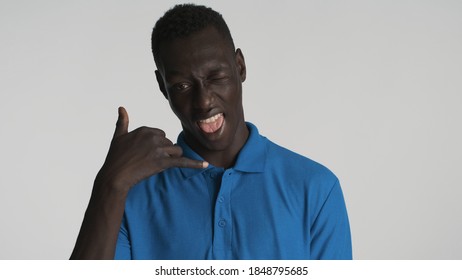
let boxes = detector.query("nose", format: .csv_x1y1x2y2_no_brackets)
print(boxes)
192,82,214,111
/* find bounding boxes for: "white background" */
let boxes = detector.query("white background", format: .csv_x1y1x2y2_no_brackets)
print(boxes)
1,0,461,259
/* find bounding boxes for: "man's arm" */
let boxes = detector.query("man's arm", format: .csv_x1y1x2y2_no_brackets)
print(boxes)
70,107,207,259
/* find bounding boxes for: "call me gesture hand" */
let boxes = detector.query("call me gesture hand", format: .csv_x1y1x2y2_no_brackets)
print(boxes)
98,107,208,193
70,107,208,259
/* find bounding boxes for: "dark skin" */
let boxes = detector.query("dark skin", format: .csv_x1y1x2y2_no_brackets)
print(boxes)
70,26,248,259
156,26,248,167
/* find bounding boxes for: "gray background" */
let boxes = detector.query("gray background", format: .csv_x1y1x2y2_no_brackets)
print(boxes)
1,0,461,259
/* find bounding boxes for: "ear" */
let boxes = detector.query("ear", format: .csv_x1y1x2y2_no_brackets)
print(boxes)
235,48,246,82
155,70,168,99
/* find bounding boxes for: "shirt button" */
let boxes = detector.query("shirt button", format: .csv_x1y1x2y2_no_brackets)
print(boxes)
218,196,224,203
218,219,226,227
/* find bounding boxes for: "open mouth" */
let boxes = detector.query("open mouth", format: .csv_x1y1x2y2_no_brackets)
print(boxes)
197,113,224,134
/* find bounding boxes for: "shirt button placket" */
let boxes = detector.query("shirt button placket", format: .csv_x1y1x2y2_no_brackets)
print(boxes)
213,170,233,259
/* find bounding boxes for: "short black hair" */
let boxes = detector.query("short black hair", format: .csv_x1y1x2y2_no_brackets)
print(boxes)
151,3,235,67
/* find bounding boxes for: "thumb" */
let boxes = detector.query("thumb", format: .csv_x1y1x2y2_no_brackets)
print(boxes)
113,106,129,138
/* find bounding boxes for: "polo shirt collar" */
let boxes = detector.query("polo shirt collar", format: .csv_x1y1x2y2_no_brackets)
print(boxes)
177,122,267,179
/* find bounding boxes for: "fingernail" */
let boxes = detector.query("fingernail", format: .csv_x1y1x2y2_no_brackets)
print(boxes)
202,161,209,168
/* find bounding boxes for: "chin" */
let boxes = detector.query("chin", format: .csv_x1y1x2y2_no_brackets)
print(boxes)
195,128,232,151
184,116,243,153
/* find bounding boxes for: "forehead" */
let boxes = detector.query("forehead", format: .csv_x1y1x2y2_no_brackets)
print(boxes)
157,26,234,75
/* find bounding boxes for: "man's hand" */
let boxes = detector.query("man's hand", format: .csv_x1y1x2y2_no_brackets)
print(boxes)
96,106,208,195
70,107,207,259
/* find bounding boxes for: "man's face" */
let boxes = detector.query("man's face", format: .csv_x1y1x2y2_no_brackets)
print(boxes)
156,26,247,154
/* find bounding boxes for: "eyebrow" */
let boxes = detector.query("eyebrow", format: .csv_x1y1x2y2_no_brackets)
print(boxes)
165,70,185,77
165,64,231,79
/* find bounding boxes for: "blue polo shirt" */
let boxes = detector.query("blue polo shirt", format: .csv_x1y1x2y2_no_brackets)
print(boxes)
114,123,352,259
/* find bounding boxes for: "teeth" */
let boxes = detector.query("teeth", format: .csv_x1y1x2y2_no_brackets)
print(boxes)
199,113,222,124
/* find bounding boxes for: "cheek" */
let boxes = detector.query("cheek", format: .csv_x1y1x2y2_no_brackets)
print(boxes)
168,97,183,116
168,97,188,119
223,83,242,108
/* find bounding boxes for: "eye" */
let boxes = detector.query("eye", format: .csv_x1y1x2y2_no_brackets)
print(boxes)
210,75,229,84
171,83,191,93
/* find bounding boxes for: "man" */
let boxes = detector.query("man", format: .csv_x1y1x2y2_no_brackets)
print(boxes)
71,4,352,260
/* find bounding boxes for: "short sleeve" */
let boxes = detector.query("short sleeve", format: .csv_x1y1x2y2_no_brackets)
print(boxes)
114,214,131,260
310,180,352,259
